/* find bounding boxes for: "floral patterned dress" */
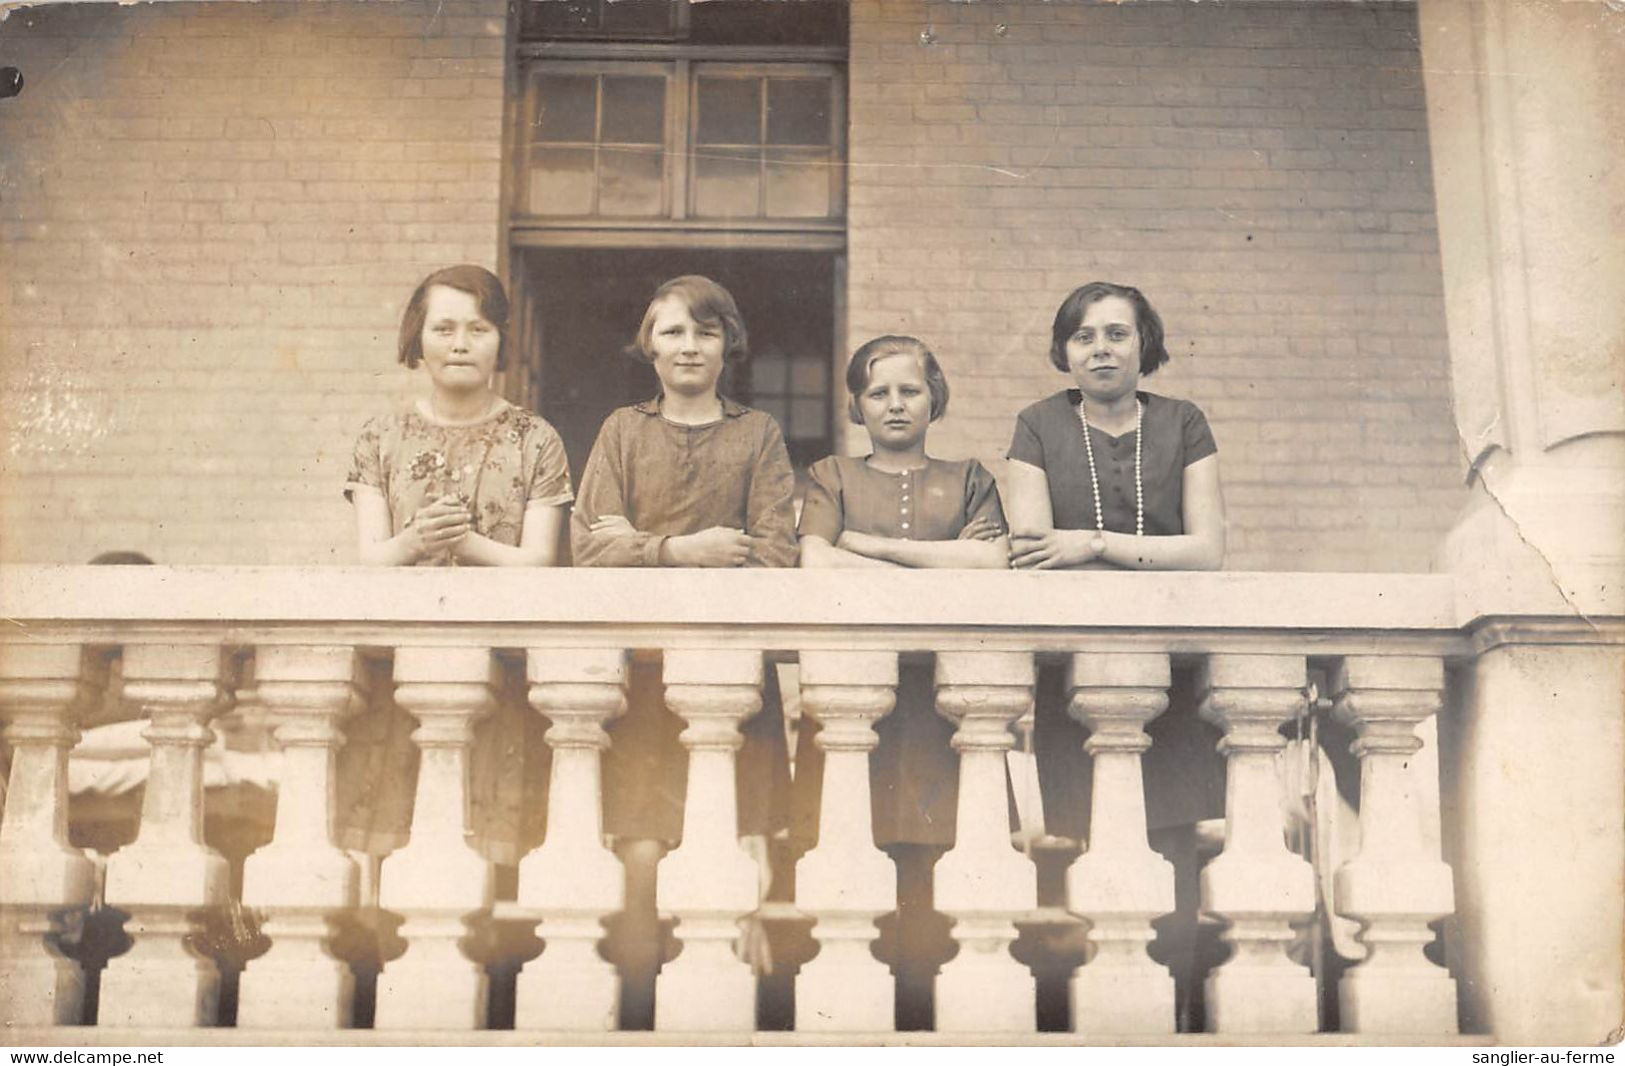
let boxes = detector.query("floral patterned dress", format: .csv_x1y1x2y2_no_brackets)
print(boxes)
338,398,573,865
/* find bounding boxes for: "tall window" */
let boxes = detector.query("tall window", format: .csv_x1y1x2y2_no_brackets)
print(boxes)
508,0,848,475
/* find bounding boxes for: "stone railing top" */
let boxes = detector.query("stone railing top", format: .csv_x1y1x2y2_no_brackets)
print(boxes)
0,565,1462,635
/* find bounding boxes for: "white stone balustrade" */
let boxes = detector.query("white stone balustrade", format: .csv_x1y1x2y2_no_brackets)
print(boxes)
99,643,234,1028
1066,652,1176,1035
654,648,766,1032
237,645,367,1030
514,647,628,1032
374,646,499,1031
794,649,898,1033
0,643,101,1027
1331,656,1460,1035
0,565,1567,1043
1196,654,1318,1033
932,650,1036,1034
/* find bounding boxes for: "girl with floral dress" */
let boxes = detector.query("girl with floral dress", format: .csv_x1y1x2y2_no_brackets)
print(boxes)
339,264,573,869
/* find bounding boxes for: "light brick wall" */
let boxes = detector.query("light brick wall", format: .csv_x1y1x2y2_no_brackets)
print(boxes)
0,0,508,564
1,0,1466,572
846,0,1466,571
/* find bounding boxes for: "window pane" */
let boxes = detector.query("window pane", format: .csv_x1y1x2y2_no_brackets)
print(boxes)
791,358,826,394
753,395,790,431
696,77,761,145
598,146,663,216
535,75,597,143
693,147,760,217
601,76,665,144
765,148,831,219
529,147,595,215
751,355,789,393
791,398,826,440
767,79,831,146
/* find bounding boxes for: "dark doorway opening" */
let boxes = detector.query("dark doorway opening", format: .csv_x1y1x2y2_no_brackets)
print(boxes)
515,247,839,486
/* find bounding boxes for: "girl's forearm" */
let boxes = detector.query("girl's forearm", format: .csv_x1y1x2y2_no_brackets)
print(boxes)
841,531,1010,569
358,531,424,567
1098,530,1224,571
454,532,557,567
800,535,899,569
845,529,1007,572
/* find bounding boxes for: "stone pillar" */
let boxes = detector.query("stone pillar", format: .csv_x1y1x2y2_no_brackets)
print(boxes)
794,650,897,1033
374,646,497,1031
100,644,233,1028
514,647,627,1032
655,648,765,1033
1065,652,1175,1036
0,644,99,1026
237,645,367,1030
1440,627,1623,1044
932,651,1035,1034
1419,0,1624,1043
1330,656,1458,1035
1196,654,1317,1033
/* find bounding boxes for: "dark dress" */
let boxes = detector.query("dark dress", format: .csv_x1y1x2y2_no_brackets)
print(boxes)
795,455,1006,848
572,396,799,846
1006,389,1224,838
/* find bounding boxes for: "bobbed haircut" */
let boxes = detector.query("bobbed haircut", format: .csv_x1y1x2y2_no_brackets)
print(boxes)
845,335,950,425
630,275,749,364
1048,281,1170,376
398,264,511,371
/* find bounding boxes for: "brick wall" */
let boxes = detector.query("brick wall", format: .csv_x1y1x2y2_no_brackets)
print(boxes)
846,0,1466,571
0,0,507,564
1,0,1467,572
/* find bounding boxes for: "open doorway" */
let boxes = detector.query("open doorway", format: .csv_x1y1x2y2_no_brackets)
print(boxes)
513,247,840,485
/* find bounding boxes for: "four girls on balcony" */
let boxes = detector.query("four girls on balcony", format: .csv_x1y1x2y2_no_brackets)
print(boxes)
344,266,1227,1023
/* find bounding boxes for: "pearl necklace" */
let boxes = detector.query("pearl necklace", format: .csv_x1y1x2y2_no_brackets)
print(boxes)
1076,396,1144,539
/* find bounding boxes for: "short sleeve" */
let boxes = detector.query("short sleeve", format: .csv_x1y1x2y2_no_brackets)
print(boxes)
524,420,575,508
344,417,386,502
1180,402,1218,467
1006,407,1046,470
963,460,1007,530
797,457,845,542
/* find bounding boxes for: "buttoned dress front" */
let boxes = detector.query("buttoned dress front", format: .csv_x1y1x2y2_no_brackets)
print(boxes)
795,455,1006,848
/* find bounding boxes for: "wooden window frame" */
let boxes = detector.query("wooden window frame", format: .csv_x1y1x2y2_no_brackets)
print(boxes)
511,51,846,249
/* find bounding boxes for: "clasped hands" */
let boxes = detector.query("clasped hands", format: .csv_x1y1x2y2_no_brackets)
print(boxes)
1008,527,1103,569
408,494,476,562
590,515,765,567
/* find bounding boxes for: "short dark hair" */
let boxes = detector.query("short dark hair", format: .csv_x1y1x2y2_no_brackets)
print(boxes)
845,335,950,425
630,275,749,364
1048,281,1170,376
398,264,510,371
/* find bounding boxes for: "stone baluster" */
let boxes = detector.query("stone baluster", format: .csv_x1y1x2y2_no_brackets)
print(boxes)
374,647,498,1030
99,644,233,1028
0,644,100,1026
794,650,898,1033
1066,652,1175,1035
237,645,367,1029
1330,656,1459,1034
514,648,628,1032
1196,654,1318,1033
655,648,765,1033
932,651,1036,1034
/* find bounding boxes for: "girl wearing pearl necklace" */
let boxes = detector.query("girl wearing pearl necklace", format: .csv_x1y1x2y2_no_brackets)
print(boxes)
1004,280,1227,1030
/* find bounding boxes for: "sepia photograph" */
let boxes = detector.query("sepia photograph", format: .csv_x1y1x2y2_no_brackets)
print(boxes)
0,0,1620,1050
